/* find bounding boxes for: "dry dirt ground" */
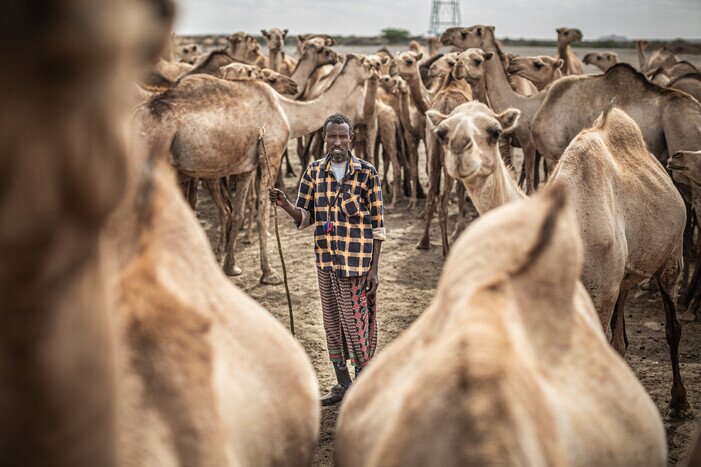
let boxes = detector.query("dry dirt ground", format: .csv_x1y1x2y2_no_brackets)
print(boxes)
194,143,701,466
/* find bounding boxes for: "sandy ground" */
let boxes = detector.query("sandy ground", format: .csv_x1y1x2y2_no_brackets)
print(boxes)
194,142,701,466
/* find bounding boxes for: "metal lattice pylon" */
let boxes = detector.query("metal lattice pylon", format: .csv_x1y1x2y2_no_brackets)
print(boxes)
428,0,462,36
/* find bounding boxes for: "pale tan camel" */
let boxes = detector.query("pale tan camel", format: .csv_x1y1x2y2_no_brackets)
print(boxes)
426,52,460,93
156,58,194,80
221,63,298,95
443,24,549,194
556,27,584,75
427,35,441,57
637,40,679,78
337,184,666,466
226,32,264,65
418,50,491,255
1,0,320,465
583,51,619,72
508,55,564,90
143,54,375,283
427,101,691,417
174,43,203,64
668,149,701,319
261,28,288,72
531,63,701,167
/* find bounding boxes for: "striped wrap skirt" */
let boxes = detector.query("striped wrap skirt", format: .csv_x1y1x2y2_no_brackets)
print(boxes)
316,268,378,368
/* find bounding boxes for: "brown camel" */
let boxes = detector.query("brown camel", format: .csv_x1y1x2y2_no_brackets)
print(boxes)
668,149,701,320
556,27,584,75
337,184,666,466
427,101,691,417
507,55,563,91
531,63,701,167
1,0,320,465
582,51,619,72
261,28,288,72
142,54,375,283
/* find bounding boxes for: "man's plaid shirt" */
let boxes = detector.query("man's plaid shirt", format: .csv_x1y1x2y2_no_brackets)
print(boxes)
295,153,386,278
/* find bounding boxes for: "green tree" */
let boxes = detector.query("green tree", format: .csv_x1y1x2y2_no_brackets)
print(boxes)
381,28,411,42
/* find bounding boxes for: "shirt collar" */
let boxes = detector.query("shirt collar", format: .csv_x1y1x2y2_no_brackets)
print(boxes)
324,152,362,175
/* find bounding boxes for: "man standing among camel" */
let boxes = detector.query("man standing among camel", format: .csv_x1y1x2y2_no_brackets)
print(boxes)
269,113,385,406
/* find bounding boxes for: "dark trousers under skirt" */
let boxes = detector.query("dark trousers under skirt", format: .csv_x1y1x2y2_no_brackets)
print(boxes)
317,268,378,368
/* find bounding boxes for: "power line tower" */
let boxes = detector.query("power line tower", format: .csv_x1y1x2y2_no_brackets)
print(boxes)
428,0,461,36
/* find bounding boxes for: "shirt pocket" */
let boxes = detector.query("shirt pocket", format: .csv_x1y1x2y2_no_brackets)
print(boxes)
341,191,361,218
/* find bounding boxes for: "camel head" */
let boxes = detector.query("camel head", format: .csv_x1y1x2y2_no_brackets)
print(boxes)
365,54,391,76
507,55,563,87
260,68,298,95
426,102,519,186
408,40,424,55
583,52,619,72
389,51,422,80
428,52,460,80
261,28,288,51
227,32,262,62
379,75,402,94
556,28,583,46
174,43,202,64
344,53,380,82
221,62,261,80
301,41,338,69
440,25,494,50
453,48,494,84
668,150,701,186
297,34,336,55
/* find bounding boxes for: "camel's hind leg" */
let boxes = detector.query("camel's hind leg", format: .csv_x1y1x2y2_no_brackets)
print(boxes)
202,178,232,260
417,136,441,250
609,289,629,355
437,169,454,258
242,171,258,244
654,250,693,419
222,171,254,277
258,142,286,285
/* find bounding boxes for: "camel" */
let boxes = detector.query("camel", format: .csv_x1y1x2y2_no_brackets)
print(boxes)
427,35,441,57
507,55,564,91
443,24,549,194
418,49,492,255
220,63,298,95
261,28,288,72
155,58,194,81
668,149,701,319
650,62,700,87
427,101,691,417
637,40,679,77
225,32,265,65
2,0,320,465
531,63,701,167
336,184,667,466
142,54,375,283
556,27,584,75
668,73,701,104
583,51,619,72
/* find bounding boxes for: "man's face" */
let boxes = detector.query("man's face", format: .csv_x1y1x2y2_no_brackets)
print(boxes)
324,122,353,162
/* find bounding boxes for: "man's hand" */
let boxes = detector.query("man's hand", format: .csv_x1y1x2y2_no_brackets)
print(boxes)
366,268,379,297
268,187,288,207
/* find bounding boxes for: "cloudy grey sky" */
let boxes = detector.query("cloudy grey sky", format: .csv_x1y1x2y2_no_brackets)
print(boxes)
175,0,700,40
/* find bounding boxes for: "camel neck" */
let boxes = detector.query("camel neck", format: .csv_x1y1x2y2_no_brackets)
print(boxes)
268,48,281,72
279,64,364,139
289,49,317,99
406,72,430,114
361,77,379,124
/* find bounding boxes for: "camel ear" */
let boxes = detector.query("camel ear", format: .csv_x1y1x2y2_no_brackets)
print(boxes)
283,29,288,37
476,27,483,37
414,52,423,61
381,56,390,65
426,110,448,128
261,29,268,37
484,52,494,61
325,37,336,46
496,109,520,133
554,59,564,70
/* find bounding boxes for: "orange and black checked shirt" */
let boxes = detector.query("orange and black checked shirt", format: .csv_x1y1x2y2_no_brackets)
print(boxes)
295,153,386,278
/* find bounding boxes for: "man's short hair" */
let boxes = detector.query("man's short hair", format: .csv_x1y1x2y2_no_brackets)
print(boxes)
322,113,353,135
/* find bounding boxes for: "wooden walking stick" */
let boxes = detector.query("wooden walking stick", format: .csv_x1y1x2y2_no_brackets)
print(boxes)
258,125,295,337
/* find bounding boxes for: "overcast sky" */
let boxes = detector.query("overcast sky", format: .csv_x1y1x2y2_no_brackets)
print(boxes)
175,0,700,40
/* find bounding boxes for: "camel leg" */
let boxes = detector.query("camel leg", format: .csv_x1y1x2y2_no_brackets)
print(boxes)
450,183,470,243
379,123,401,209
258,143,285,285
202,178,232,260
284,148,295,177
654,259,693,418
222,171,254,276
609,289,629,355
242,172,258,244
534,151,542,188
406,133,421,209
178,172,199,210
437,169,453,258
681,203,695,297
417,137,441,249
520,136,536,195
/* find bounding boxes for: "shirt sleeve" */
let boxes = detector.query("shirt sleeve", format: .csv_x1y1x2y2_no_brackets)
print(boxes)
294,163,315,230
366,167,386,241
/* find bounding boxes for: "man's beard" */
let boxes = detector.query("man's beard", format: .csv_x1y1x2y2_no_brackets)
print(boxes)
329,148,349,161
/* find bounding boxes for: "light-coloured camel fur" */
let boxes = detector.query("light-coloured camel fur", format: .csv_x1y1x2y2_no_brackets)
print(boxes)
668,73,701,104
221,63,298,96
531,63,701,166
336,184,666,467
583,52,619,72
508,55,564,90
142,54,374,283
556,27,584,75
226,32,265,65
1,0,320,465
427,101,691,417
636,40,679,78
174,43,203,64
156,58,194,81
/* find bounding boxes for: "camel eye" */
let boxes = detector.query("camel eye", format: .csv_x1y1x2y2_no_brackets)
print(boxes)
435,126,448,142
461,32,468,40
474,59,482,65
490,129,502,142
534,62,544,69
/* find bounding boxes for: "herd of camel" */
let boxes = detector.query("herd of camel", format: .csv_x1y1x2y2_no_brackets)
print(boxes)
3,0,701,464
